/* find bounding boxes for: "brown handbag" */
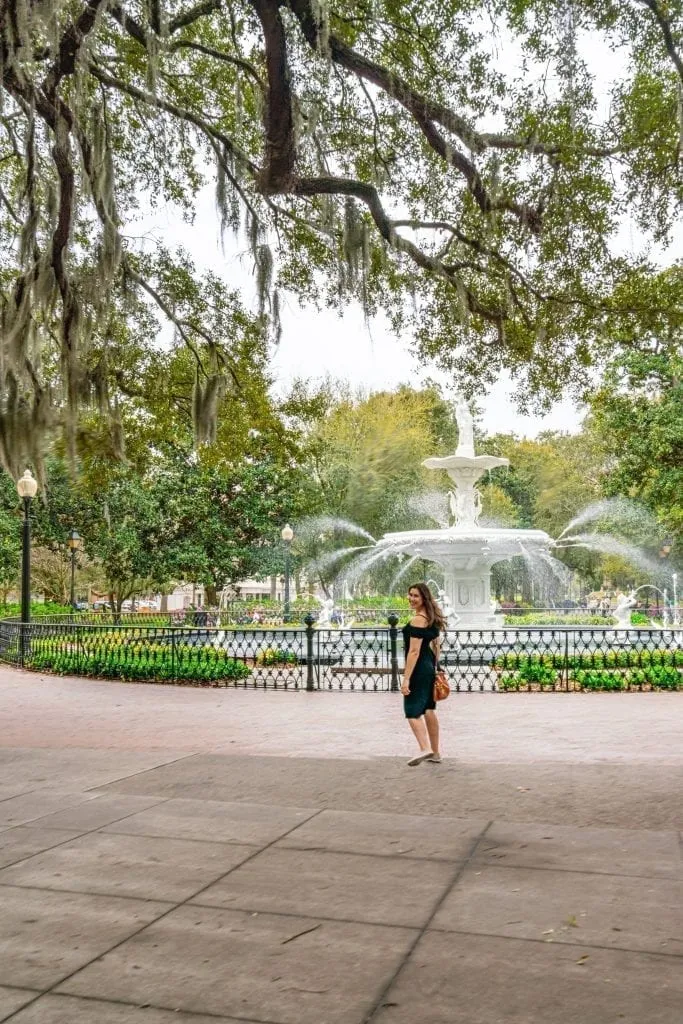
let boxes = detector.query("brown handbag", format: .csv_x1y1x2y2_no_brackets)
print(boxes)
434,668,450,701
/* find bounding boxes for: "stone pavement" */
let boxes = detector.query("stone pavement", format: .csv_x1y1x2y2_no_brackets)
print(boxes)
0,668,681,1023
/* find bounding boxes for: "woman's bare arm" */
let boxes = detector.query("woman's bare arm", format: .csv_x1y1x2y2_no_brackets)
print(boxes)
401,615,429,696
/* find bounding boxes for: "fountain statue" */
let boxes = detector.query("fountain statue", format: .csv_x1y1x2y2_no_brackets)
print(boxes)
437,587,461,629
316,596,335,628
374,395,552,627
612,592,637,630
453,394,475,457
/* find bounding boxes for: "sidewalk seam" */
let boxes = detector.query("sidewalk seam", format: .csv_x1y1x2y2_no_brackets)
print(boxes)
0,798,173,872
4,988,282,1023
362,818,494,1024
0,806,325,1022
425,924,683,960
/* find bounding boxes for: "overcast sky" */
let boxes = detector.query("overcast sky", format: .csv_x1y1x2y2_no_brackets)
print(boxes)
130,183,585,439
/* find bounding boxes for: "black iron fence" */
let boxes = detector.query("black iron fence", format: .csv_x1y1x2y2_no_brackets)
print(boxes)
1,616,681,692
15,604,675,630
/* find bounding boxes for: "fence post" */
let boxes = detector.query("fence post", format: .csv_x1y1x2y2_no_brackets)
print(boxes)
564,629,570,691
304,614,315,691
388,614,399,692
171,628,176,683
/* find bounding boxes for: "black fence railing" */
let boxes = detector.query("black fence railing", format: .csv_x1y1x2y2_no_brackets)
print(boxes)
13,604,677,629
1,617,681,692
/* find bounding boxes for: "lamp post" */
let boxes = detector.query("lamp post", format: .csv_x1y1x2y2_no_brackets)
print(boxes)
17,469,38,664
67,530,82,610
281,523,294,623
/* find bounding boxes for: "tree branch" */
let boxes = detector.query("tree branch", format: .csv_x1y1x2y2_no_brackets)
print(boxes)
286,0,542,231
170,38,264,89
41,0,110,95
88,64,259,175
637,0,683,85
251,0,296,193
169,0,222,34
125,264,208,374
291,174,507,329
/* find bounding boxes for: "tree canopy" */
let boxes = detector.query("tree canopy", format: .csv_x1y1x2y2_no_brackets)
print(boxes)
2,0,682,473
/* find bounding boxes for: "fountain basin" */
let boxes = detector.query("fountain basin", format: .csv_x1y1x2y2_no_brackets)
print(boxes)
377,526,553,628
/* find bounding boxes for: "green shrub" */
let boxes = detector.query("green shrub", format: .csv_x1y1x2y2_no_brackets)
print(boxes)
494,653,563,671
256,647,298,666
498,661,559,690
629,666,682,690
572,669,627,691
630,611,650,625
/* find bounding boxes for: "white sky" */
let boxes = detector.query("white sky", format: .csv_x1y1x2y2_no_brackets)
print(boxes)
130,185,585,439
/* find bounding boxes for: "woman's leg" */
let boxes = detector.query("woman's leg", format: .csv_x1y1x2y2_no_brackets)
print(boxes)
424,709,440,756
407,715,432,753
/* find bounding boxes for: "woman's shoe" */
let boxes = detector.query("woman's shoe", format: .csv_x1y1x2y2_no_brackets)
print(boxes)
407,750,433,766
427,753,442,763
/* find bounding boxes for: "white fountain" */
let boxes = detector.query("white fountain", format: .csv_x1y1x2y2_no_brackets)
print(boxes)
375,396,553,628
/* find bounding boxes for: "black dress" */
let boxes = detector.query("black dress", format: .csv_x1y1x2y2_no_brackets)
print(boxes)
402,621,439,719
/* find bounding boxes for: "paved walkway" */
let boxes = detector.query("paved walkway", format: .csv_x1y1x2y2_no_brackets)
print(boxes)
0,667,681,1023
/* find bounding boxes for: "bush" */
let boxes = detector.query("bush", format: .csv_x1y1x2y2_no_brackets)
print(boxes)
630,611,650,625
256,647,298,666
498,661,560,690
572,669,627,691
494,653,564,671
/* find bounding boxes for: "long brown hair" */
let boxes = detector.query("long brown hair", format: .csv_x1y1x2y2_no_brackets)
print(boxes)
408,582,446,631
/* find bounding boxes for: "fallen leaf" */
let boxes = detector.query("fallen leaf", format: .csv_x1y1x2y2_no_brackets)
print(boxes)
281,923,322,945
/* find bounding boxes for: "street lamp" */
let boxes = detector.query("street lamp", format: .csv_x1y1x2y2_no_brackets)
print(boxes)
281,523,294,623
17,469,38,663
67,530,82,610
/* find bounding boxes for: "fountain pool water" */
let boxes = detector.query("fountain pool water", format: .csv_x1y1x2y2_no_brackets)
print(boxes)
370,397,552,628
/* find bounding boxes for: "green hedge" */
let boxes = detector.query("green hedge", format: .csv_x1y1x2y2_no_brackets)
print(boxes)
27,643,251,684
497,657,682,691
494,649,683,671
0,602,74,619
503,613,607,626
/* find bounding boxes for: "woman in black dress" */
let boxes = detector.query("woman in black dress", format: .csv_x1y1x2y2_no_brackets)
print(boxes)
401,582,446,766
401,585,448,761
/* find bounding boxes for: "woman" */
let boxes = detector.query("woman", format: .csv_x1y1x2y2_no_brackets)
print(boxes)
401,582,446,766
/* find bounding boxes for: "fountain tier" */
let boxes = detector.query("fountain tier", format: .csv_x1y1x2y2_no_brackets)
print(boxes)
375,396,553,627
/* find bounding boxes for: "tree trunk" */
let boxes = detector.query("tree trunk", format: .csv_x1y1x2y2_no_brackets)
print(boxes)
205,583,218,607
270,574,277,600
160,593,168,612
